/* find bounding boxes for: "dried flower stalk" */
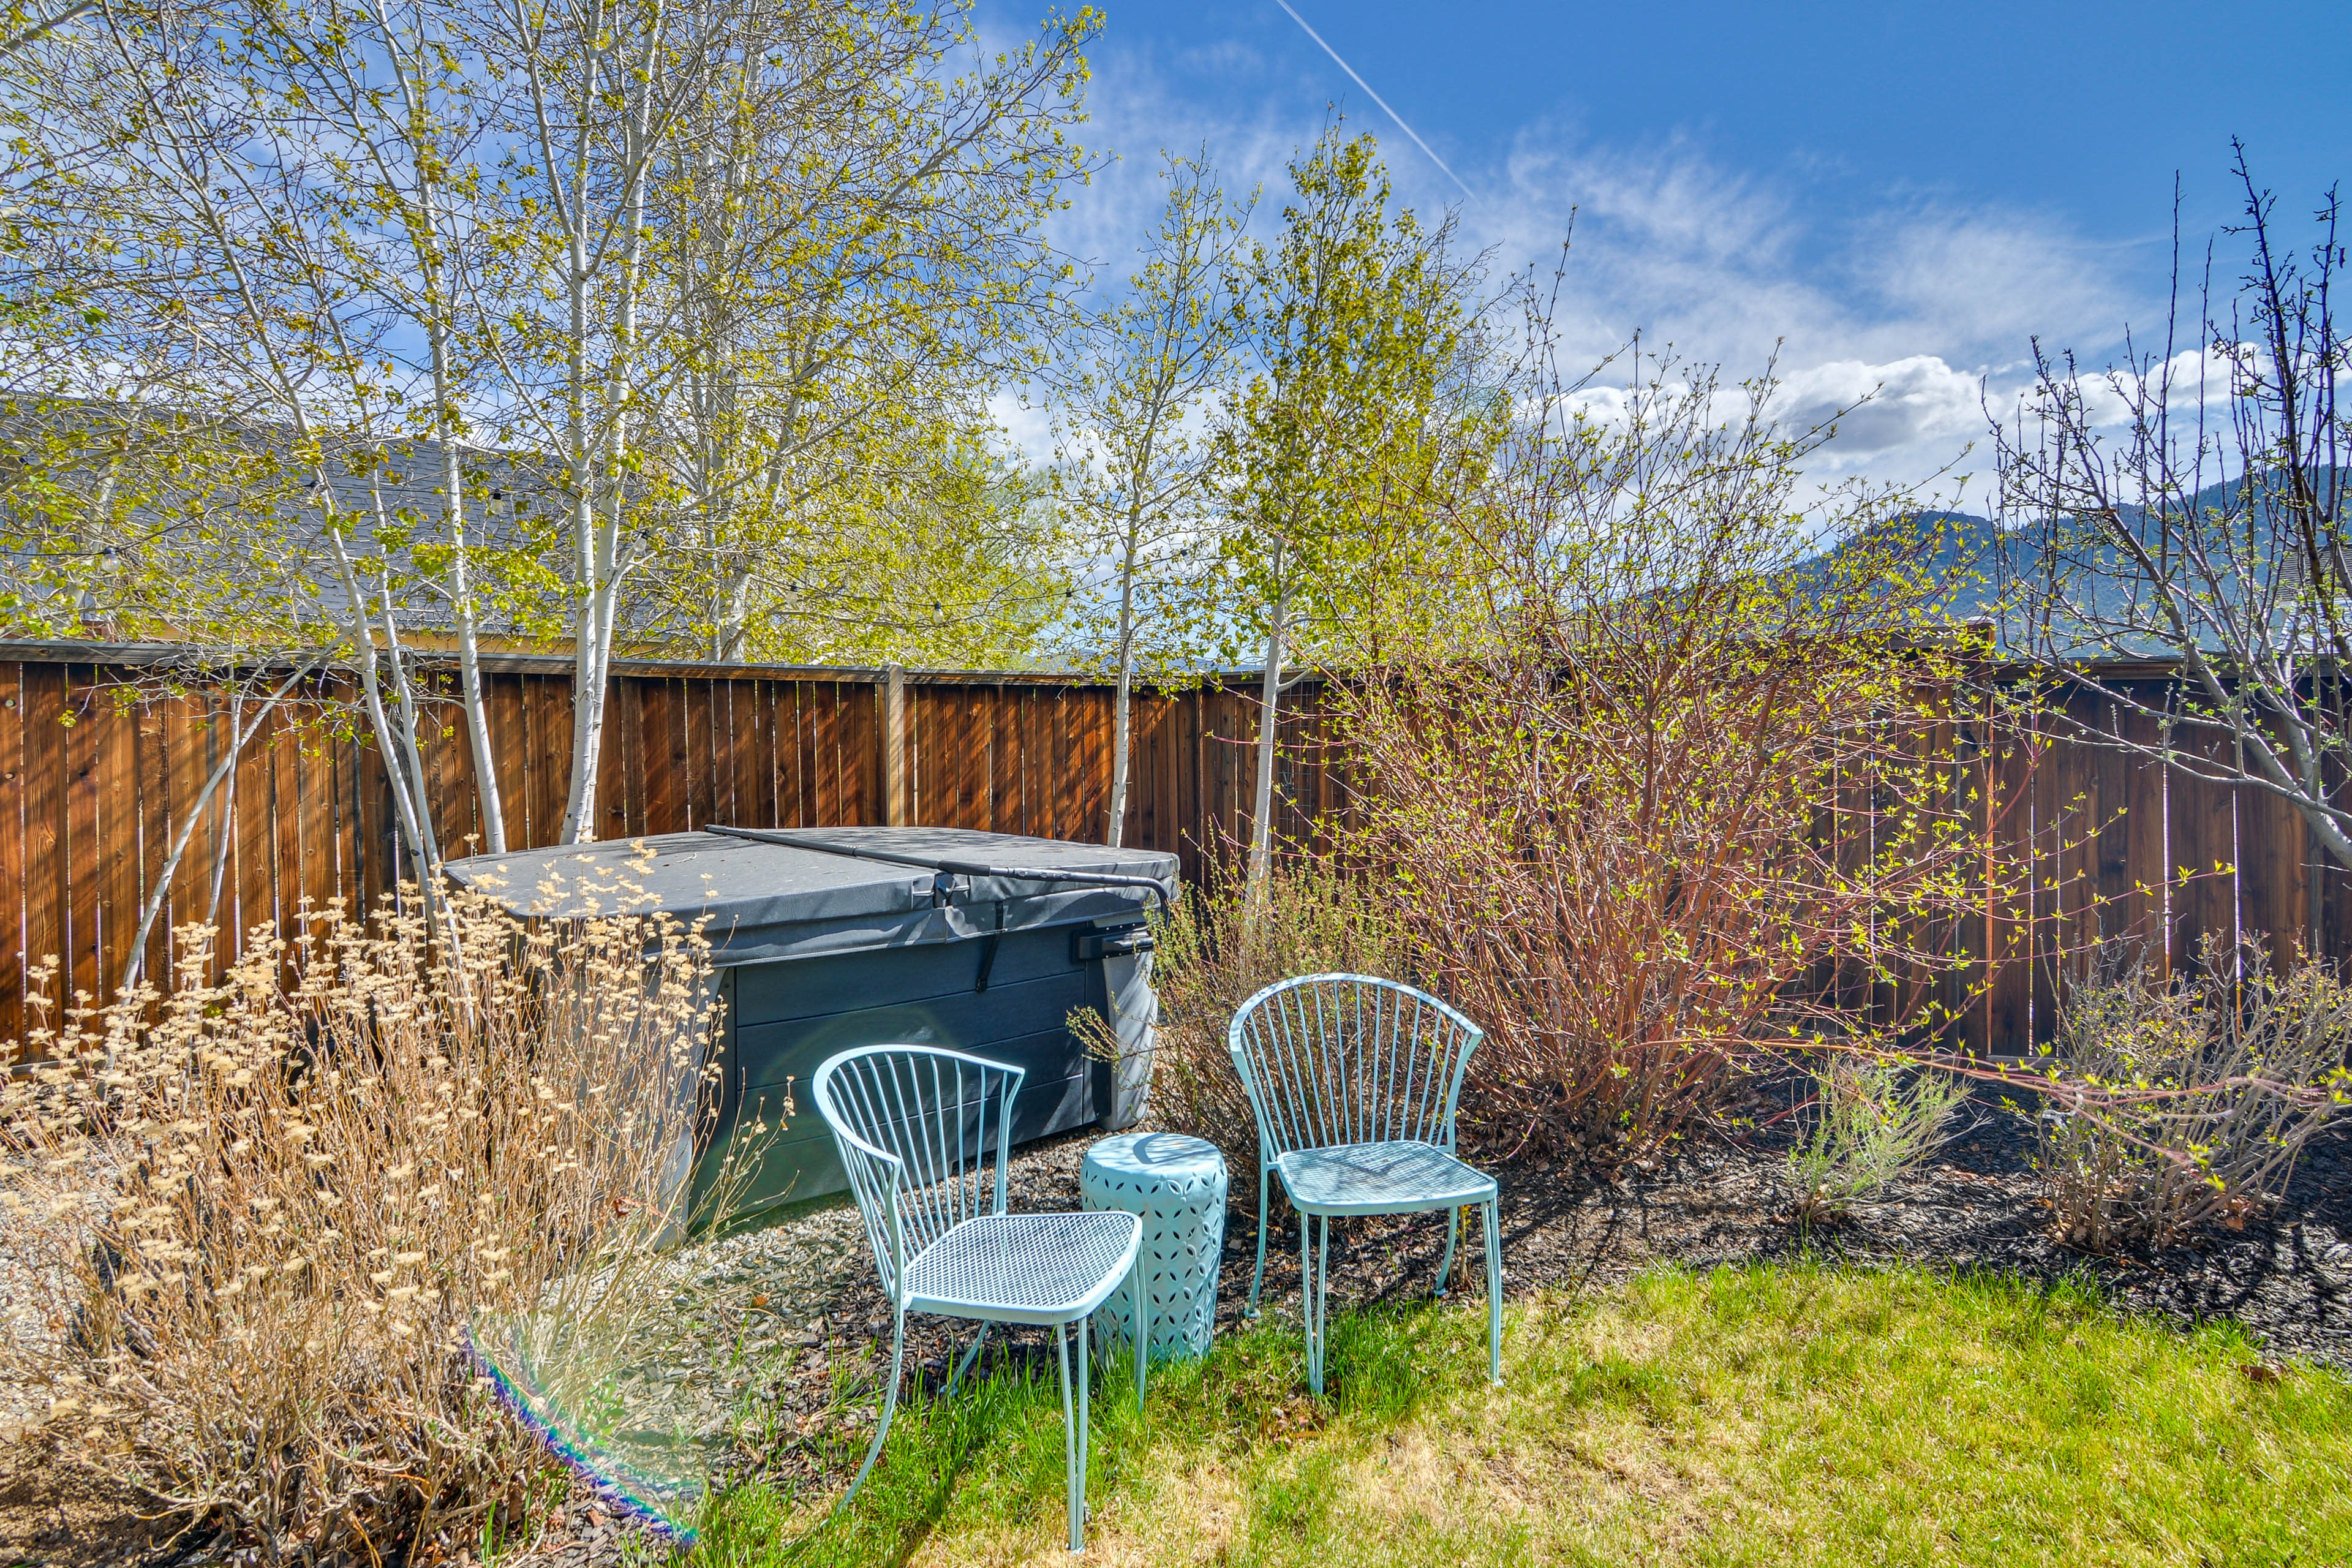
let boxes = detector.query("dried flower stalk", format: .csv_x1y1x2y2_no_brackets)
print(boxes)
0,867,727,1562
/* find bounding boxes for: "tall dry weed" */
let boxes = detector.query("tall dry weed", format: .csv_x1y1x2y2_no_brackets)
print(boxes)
0,866,729,1562
1099,861,1409,1187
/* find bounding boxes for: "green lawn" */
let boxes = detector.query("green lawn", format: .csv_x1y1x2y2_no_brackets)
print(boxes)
692,1264,2352,1567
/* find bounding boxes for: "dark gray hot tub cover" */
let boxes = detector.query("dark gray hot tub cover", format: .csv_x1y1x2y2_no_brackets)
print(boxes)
443,827,1179,966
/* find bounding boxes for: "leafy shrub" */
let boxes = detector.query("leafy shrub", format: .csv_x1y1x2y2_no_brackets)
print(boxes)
1335,363,2018,1169
2036,936,2352,1252
0,879,728,1560
1785,1057,1970,1221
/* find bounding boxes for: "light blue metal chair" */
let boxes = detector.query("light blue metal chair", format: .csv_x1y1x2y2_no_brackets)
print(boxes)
811,1045,1146,1553
1229,973,1501,1393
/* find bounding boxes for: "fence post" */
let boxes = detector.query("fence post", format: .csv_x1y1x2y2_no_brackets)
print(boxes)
882,663,908,826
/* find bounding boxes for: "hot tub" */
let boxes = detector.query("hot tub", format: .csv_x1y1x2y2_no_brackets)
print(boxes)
444,826,1175,1223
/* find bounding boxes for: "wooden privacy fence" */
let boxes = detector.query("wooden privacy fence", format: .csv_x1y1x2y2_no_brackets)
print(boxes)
2,642,2349,1055
1978,676,2352,1052
0,644,1355,1045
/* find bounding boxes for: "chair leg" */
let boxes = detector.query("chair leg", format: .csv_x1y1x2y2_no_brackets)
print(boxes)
1055,1321,1080,1552
1245,1166,1271,1318
836,1307,905,1512
1302,1212,1331,1396
1131,1254,1148,1417
1436,1205,1461,1298
1484,1199,1503,1386
1077,1311,1093,1546
946,1323,989,1396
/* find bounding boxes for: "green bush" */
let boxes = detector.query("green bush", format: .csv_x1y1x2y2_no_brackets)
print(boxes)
2037,935,2352,1251
1087,861,1409,1188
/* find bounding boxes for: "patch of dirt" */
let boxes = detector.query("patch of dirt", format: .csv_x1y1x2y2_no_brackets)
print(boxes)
0,1444,173,1568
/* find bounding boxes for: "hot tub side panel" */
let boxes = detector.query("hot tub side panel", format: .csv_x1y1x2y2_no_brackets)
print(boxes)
693,922,1110,1219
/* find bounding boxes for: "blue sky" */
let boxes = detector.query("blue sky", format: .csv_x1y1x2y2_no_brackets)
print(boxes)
1005,0,2351,502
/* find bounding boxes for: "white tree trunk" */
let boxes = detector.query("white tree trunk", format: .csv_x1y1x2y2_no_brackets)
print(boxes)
1247,582,1286,905
324,528,437,878
558,23,660,845
118,662,313,992
431,360,507,854
376,580,448,873
377,10,508,856
1106,562,1136,849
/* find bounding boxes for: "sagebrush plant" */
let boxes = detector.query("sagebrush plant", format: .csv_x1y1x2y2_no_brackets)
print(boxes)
1785,1057,1970,1221
1083,860,1409,1186
2035,935,2352,1253
0,862,729,1562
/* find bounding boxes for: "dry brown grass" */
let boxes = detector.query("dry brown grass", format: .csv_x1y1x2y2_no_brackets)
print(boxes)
0,860,729,1563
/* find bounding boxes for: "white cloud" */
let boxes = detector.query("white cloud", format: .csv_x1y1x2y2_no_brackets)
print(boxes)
986,390,1057,466
1855,208,2124,352
1771,355,1985,461
1175,40,1266,78
1042,45,2155,502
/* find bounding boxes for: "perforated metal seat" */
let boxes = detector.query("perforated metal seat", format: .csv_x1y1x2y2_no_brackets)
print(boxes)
1230,974,1504,1394
812,1046,1147,1553
1275,1140,1498,1216
903,1213,1145,1323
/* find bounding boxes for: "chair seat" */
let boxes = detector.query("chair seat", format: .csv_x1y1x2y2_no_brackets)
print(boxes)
1275,1140,1498,1216
901,1210,1144,1325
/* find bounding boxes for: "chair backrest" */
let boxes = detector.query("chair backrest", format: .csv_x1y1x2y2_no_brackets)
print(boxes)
809,1045,1023,1305
1228,973,1483,1161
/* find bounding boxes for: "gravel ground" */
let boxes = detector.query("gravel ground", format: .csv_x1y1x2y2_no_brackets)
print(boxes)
10,1090,2351,1567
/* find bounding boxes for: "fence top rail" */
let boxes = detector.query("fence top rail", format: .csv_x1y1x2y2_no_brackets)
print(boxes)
6,636,2242,693
0,638,899,682
0,639,1294,692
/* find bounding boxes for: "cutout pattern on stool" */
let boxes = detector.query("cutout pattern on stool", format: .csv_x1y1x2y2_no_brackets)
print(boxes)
1082,1133,1229,1360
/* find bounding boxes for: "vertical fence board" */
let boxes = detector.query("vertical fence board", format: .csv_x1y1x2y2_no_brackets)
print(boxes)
232,695,271,944
135,690,166,963
962,689,988,828
811,683,842,829
267,705,302,938
710,680,737,828
506,677,536,846
0,665,23,1044
59,668,100,1003
750,682,778,830
779,684,807,828
540,677,575,845
2169,731,2242,974
91,685,136,998
2239,774,2309,969
602,676,627,837
1014,688,1042,839
150,692,192,982
21,666,63,999
850,680,881,826
610,677,646,840
1981,703,2033,1052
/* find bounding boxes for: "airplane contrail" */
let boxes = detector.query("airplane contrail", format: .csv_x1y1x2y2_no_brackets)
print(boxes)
1271,0,1476,203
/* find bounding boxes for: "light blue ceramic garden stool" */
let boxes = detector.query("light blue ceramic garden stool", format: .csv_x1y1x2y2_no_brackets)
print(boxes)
1082,1132,1229,1360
